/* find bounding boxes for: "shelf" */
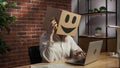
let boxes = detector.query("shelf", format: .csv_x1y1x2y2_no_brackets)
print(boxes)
80,11,116,16
79,34,116,39
78,0,117,52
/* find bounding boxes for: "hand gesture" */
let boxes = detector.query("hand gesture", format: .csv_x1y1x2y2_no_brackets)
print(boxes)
51,19,58,34
48,17,58,42
48,17,58,34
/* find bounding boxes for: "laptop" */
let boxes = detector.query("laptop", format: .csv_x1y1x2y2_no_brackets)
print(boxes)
66,40,103,66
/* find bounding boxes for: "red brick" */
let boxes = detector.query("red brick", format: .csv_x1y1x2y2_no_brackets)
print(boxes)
0,0,71,68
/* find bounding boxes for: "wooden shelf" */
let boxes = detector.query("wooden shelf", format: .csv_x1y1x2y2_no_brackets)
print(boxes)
79,34,116,39
80,11,116,16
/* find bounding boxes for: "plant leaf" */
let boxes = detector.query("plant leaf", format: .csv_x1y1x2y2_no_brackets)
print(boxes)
11,2,17,8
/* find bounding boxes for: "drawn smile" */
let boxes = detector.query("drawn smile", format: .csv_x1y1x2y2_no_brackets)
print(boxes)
61,25,76,33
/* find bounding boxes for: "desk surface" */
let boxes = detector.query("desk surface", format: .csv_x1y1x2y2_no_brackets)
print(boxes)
15,53,119,68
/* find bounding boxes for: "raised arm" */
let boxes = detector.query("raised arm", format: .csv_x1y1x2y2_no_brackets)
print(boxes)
39,18,58,62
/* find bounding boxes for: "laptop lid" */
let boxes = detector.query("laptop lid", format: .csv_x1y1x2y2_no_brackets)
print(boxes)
84,40,103,65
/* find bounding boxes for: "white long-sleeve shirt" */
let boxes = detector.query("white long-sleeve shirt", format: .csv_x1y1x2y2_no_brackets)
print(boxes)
39,32,82,62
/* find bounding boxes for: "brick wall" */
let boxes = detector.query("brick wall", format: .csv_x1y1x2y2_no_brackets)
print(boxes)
0,0,71,68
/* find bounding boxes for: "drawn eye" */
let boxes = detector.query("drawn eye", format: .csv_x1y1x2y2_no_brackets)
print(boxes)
65,14,70,23
72,16,76,24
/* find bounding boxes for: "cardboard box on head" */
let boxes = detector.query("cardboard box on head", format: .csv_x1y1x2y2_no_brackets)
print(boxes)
44,7,81,36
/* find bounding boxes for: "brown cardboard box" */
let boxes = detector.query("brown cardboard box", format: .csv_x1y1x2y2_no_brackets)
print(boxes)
44,7,81,36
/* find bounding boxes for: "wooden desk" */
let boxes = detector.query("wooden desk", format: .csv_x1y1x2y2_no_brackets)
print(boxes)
15,53,119,68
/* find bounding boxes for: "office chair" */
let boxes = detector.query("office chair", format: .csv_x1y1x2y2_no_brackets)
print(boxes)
28,46,42,64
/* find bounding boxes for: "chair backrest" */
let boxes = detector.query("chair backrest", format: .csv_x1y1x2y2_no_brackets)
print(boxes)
28,46,42,64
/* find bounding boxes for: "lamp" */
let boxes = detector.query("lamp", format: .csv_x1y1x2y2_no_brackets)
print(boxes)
107,25,120,57
107,25,120,67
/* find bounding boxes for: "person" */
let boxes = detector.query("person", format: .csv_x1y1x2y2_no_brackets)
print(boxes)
39,18,86,62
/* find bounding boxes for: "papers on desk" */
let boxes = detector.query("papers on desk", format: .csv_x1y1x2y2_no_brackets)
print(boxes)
31,64,72,68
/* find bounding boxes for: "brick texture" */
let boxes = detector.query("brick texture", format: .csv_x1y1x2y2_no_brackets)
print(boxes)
0,0,71,68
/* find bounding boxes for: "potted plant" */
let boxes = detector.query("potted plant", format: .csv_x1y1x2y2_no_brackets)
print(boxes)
95,27,102,37
99,6,107,12
0,0,17,56
95,27,102,33
94,8,99,13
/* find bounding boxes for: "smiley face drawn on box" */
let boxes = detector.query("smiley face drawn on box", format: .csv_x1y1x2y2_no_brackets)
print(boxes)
56,10,81,36
44,7,81,36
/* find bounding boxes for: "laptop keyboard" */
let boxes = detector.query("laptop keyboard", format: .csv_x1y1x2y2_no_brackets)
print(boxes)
66,58,85,64
75,58,85,63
